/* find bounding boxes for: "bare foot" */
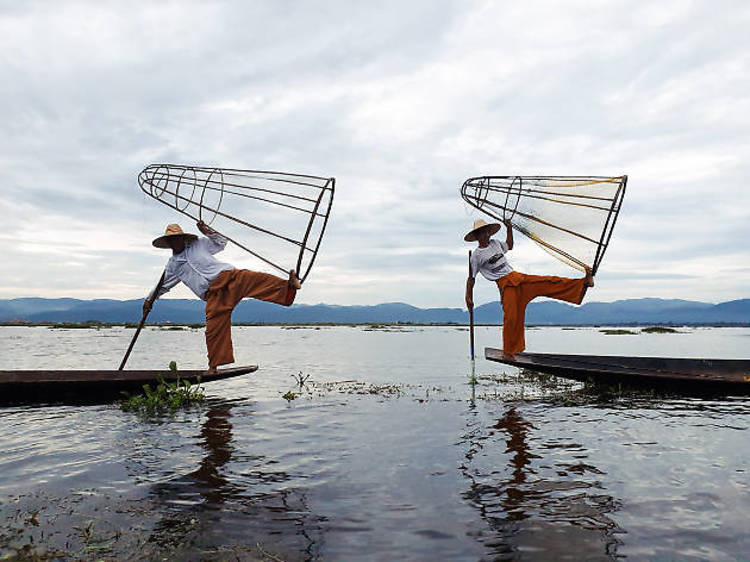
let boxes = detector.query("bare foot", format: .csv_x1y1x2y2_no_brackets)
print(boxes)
578,267,595,303
584,267,595,288
204,366,218,376
502,353,517,362
288,269,302,290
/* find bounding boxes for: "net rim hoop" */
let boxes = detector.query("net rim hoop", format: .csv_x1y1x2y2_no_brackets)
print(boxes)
296,177,335,283
175,167,197,212
198,168,224,225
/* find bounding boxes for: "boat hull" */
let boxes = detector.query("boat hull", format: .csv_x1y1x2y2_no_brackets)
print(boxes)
0,366,258,404
485,348,750,394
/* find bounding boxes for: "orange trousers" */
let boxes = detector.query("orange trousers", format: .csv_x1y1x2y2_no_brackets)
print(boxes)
496,271,587,355
204,269,296,368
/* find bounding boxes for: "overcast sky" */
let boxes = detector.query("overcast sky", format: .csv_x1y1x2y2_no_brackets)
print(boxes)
2,0,749,308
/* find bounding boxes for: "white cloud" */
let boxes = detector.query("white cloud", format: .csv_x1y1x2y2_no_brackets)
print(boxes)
1,0,749,307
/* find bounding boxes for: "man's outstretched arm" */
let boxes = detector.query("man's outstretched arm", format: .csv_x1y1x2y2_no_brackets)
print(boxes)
465,275,475,311
143,268,179,314
504,219,514,250
197,220,228,254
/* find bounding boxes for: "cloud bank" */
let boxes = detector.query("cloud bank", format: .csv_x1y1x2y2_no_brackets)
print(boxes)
1,0,749,308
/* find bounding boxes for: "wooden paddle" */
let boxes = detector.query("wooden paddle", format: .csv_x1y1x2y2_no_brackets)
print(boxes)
468,250,476,382
119,271,165,370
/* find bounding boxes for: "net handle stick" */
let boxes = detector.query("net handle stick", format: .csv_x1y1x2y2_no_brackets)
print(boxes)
468,251,476,381
119,270,166,371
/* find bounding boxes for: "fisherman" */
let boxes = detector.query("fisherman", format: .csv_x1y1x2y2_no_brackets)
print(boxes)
464,219,594,360
143,222,301,374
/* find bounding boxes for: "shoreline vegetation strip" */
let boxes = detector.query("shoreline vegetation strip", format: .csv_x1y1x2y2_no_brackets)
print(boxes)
1,322,748,328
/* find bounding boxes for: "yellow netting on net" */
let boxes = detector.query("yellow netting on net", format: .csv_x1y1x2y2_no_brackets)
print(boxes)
461,176,626,274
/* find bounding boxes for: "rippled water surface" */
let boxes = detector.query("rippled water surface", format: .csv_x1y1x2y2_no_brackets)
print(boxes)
1,325,749,560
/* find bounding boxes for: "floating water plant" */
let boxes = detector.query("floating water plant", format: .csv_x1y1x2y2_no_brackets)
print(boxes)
119,361,204,413
281,390,298,402
313,380,406,397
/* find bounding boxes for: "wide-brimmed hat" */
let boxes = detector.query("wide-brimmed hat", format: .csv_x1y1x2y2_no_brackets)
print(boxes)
152,223,198,248
464,219,501,242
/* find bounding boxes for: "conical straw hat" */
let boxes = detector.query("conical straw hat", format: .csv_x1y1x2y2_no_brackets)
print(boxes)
152,223,198,248
464,219,501,242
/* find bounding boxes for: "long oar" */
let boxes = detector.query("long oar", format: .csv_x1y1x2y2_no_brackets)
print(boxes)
119,271,165,370
468,250,476,383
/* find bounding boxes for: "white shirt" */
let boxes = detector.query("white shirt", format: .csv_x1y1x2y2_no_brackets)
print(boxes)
149,233,235,301
471,238,513,281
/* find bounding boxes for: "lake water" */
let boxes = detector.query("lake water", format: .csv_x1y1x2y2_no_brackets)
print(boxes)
1,325,749,560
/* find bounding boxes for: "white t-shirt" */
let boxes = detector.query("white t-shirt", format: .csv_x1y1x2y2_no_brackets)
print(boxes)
471,238,512,281
149,233,235,301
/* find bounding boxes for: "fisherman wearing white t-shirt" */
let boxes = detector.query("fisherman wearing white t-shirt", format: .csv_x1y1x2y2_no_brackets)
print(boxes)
470,237,513,282
144,221,302,374
464,219,593,359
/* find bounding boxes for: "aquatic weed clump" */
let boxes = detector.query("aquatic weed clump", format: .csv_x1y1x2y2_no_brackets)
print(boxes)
313,380,408,397
641,326,681,334
281,371,313,401
599,328,638,335
472,369,582,402
119,362,205,414
49,321,113,330
281,390,298,402
119,377,205,414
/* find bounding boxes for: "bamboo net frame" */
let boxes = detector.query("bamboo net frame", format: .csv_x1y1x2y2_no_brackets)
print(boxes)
461,175,626,274
139,164,335,283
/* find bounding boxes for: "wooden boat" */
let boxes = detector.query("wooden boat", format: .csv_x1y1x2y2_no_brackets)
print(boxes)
485,348,750,393
0,365,258,404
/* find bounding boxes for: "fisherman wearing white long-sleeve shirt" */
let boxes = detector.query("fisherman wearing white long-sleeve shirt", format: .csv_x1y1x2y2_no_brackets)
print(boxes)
144,222,301,373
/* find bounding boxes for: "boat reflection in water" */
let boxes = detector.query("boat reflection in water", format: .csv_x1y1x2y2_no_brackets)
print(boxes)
142,403,324,560
460,394,622,559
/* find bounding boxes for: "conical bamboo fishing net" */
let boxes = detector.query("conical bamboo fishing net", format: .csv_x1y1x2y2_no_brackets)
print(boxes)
461,175,626,274
139,164,335,283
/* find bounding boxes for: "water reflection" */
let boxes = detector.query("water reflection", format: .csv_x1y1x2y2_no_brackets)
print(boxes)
491,407,540,521
3,326,750,559
143,404,324,560
461,397,622,559
149,406,237,510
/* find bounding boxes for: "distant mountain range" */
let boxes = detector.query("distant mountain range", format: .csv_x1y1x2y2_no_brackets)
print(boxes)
1,297,748,326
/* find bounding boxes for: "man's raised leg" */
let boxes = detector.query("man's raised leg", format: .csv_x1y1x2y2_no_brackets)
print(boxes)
228,269,298,308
